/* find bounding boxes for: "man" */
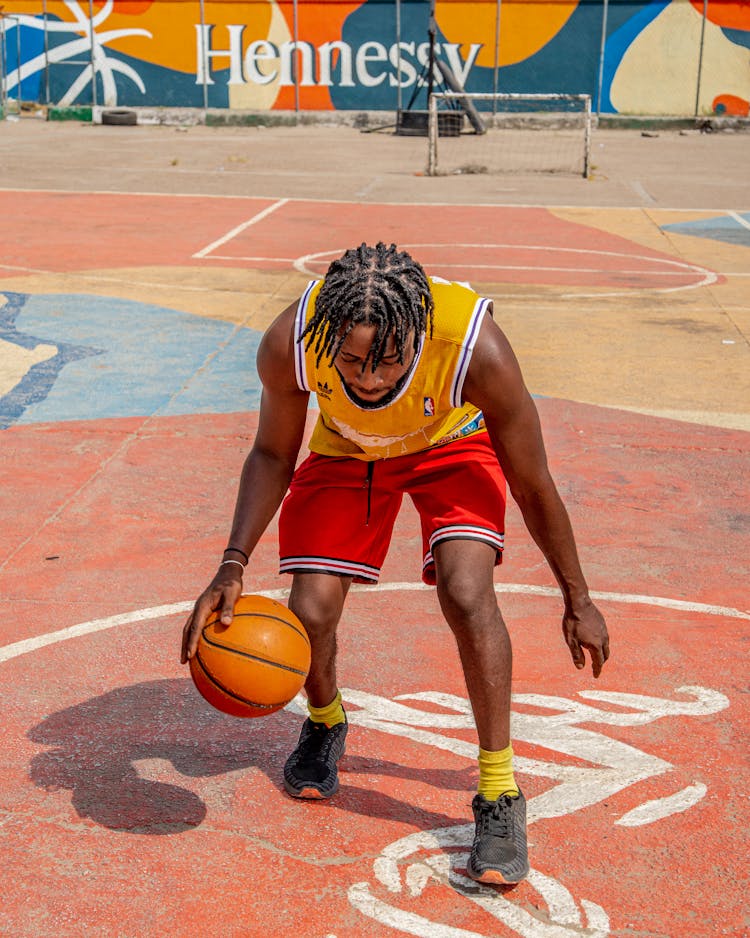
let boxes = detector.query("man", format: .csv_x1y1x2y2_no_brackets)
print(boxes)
181,242,609,885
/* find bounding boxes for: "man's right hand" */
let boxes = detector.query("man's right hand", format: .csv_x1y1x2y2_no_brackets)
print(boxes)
180,565,244,663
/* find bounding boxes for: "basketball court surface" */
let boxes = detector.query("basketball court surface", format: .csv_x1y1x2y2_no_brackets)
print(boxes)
0,119,748,937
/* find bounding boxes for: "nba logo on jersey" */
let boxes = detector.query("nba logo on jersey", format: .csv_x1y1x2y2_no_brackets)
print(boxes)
423,397,435,417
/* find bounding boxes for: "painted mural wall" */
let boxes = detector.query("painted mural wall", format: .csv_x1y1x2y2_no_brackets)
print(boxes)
1,0,749,116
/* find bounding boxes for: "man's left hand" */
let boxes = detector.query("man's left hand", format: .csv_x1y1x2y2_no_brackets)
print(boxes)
562,601,610,678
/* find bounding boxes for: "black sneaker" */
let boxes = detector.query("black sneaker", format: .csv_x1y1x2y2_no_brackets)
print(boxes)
283,717,348,799
467,790,529,884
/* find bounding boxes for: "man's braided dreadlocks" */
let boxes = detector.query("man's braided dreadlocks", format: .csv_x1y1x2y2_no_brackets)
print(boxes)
301,242,434,370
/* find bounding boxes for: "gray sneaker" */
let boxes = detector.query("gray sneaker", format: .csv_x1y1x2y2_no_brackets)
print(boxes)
467,790,529,884
283,717,348,799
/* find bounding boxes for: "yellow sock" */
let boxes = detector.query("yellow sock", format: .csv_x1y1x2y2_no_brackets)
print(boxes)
478,744,519,800
307,690,346,728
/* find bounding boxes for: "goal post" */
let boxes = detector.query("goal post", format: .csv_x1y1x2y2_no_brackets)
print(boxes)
427,92,593,178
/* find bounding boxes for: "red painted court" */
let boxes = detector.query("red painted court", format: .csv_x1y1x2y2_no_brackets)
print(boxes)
1,190,718,292
0,173,748,938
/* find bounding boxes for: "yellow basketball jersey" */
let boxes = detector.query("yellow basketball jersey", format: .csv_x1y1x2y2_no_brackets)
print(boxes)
293,277,492,460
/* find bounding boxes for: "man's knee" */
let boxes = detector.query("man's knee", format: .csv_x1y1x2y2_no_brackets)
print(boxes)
438,575,498,627
288,573,350,636
434,542,500,631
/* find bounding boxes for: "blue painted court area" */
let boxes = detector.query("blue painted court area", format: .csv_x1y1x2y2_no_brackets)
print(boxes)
0,292,264,427
661,211,750,247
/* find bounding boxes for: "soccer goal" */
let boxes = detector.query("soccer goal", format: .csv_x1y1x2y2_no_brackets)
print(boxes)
427,92,593,178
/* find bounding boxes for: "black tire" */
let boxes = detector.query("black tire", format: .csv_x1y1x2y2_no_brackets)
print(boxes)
101,108,138,126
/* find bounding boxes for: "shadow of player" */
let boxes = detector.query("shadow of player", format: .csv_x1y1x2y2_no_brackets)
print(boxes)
27,678,468,836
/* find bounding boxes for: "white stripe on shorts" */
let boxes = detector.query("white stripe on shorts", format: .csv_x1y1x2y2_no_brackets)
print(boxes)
279,555,380,582
429,524,505,551
423,524,505,570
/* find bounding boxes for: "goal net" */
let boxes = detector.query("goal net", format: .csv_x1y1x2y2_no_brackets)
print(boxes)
427,92,593,178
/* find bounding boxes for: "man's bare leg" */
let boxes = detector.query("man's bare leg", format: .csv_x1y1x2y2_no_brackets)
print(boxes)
284,572,352,799
434,539,529,884
289,571,352,707
434,539,512,751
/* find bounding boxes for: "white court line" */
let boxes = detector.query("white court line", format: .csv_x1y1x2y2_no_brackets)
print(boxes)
202,255,297,263
223,248,715,279
629,181,656,204
295,243,717,296
615,783,707,827
729,211,750,230
0,265,269,294
0,262,52,275
191,198,288,259
2,261,743,289
1,186,748,215
0,583,747,666
295,263,705,278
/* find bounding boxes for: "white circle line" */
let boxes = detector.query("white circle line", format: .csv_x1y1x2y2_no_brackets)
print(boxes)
0,584,747,666
293,243,716,297
298,242,708,269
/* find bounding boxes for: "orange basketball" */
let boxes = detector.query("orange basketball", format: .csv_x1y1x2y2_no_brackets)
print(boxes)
189,594,311,718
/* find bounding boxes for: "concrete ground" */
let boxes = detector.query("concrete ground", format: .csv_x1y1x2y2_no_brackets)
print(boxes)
2,117,750,207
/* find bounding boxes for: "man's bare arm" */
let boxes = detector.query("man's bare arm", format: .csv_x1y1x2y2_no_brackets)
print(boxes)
181,302,310,662
224,304,310,560
463,312,610,677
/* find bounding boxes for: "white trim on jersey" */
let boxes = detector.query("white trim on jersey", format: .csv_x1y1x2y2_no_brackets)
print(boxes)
294,280,318,392
450,295,492,407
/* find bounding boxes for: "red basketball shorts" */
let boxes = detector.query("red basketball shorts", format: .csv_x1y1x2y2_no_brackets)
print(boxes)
278,432,506,586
